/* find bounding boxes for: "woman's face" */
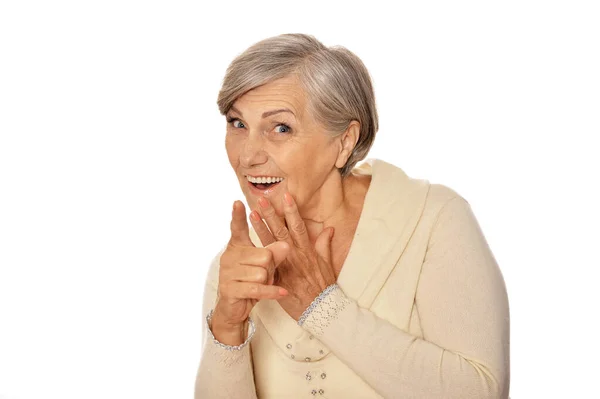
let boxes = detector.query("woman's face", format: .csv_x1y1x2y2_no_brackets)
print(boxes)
225,75,342,217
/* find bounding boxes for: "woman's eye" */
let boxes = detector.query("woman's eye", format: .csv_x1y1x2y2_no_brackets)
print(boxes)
274,124,291,134
226,116,245,129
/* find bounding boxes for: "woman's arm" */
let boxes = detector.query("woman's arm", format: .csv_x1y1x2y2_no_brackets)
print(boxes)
300,196,510,399
194,251,258,399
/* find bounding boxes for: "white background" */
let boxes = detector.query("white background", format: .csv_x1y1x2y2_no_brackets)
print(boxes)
1,1,598,398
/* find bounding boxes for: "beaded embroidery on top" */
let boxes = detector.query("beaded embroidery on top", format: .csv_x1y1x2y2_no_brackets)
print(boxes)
297,283,351,337
206,308,255,351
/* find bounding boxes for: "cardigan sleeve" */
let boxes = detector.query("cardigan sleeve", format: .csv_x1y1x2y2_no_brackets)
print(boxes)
194,251,258,399
299,196,510,399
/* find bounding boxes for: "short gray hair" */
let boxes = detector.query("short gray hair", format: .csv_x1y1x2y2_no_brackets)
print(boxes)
217,33,379,176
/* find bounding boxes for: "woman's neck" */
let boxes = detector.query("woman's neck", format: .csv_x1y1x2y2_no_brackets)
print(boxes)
300,171,371,244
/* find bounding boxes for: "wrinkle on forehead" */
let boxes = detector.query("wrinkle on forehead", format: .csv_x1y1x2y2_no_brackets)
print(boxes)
234,76,308,120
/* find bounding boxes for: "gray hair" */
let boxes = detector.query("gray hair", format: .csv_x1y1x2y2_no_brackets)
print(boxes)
217,33,379,176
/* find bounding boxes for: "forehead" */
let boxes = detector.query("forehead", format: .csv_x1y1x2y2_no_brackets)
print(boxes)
233,76,307,119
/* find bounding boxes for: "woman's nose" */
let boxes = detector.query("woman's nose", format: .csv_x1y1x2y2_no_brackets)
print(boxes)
239,132,268,168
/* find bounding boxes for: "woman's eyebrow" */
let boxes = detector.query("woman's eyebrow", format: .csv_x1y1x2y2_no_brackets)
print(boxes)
228,106,243,117
228,106,295,119
261,108,295,118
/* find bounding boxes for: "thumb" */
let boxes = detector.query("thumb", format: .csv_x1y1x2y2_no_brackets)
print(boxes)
314,227,334,263
265,240,290,267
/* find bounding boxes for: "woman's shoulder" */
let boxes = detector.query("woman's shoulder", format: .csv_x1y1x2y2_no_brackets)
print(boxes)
366,158,466,205
420,182,471,226
426,183,468,209
360,159,471,229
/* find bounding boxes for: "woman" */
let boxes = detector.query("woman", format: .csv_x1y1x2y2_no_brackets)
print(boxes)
195,33,510,398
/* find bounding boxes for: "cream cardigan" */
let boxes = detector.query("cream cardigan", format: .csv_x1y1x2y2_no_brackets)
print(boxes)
195,159,510,398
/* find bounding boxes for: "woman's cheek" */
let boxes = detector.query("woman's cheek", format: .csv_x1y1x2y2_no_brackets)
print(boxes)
225,135,241,165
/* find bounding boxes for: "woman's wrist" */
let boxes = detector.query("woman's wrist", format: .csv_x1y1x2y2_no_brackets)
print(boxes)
297,283,352,338
206,309,255,350
211,325,244,346
211,308,244,330
297,283,340,326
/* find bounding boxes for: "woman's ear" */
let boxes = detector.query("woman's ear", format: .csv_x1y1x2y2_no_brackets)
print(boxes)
335,121,360,169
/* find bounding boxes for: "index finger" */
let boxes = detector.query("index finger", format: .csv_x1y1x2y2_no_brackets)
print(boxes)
282,192,311,249
229,200,253,246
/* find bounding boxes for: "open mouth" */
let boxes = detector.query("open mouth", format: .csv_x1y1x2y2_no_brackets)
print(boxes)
246,175,284,191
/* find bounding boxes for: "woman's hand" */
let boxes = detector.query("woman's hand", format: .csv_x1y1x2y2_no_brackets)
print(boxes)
249,193,337,321
211,200,290,344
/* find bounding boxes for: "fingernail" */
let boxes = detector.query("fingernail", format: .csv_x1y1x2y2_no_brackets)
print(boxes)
258,197,269,209
250,211,260,222
279,288,288,296
284,192,293,206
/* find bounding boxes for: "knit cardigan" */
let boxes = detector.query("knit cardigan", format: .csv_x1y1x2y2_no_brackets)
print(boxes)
195,158,510,398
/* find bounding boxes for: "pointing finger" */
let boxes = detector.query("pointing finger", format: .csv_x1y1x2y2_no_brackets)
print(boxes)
229,200,253,246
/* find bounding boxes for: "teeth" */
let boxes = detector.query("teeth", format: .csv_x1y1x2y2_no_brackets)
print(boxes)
246,176,284,184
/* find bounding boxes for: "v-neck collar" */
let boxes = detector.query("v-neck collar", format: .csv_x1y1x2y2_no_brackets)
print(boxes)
336,158,430,308
248,159,431,362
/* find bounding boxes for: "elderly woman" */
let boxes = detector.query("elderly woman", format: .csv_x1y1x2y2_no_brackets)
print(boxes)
194,34,509,399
